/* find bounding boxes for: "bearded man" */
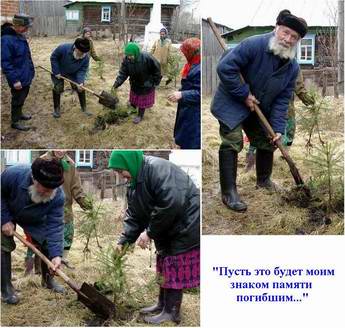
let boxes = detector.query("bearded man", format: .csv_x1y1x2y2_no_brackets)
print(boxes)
24,150,91,275
211,10,307,212
1,158,65,304
50,37,91,118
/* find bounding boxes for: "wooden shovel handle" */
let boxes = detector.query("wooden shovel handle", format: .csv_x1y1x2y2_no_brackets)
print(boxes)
37,65,100,98
13,231,80,293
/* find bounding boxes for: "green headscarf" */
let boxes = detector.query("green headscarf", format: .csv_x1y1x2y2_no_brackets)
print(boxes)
108,150,144,187
124,42,140,61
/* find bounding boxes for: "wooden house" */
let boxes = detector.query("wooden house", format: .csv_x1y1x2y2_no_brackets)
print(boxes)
64,0,180,37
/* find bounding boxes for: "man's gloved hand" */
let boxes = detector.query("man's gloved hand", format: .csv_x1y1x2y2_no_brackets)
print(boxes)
80,197,93,211
303,93,315,107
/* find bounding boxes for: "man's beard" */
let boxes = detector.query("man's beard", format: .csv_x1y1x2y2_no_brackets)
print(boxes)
28,185,57,204
73,50,86,60
269,36,297,60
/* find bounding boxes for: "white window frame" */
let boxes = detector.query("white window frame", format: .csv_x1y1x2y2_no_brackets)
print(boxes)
76,150,93,167
101,6,111,22
4,150,31,165
66,10,79,21
297,34,315,65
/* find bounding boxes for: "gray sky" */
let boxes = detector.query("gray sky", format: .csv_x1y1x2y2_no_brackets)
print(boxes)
201,0,338,29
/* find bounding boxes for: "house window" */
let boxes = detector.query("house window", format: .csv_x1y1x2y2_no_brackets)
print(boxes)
66,10,79,21
101,6,111,22
76,150,93,167
4,150,31,165
298,35,315,65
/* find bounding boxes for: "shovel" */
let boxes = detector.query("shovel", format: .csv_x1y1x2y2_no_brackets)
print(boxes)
38,65,118,109
13,231,116,318
207,17,311,197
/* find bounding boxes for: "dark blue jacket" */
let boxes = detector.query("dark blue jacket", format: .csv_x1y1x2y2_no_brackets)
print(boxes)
1,24,35,88
1,165,65,259
174,63,201,149
50,43,89,84
211,32,299,134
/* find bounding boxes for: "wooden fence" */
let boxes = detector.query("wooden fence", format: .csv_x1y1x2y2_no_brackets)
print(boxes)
19,0,67,36
79,170,127,201
202,19,224,97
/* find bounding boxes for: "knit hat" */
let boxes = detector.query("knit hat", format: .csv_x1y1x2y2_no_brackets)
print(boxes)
31,158,64,189
124,42,140,60
12,14,33,27
160,27,168,34
82,26,92,35
74,37,90,53
108,150,144,187
276,10,308,38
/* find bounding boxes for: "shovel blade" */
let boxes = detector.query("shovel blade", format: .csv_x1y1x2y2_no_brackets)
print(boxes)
78,282,116,318
99,91,119,109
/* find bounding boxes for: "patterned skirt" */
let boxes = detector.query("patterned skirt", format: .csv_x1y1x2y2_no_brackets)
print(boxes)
156,247,200,289
129,89,155,109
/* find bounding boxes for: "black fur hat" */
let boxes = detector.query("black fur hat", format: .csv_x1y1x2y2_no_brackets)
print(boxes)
276,10,308,38
31,158,64,189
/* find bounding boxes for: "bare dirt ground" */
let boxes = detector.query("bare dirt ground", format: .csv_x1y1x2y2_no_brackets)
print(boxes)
1,199,200,326
1,36,181,149
202,96,344,235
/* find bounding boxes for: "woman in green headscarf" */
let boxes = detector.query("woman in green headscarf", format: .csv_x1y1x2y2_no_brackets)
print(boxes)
113,43,162,124
109,150,200,325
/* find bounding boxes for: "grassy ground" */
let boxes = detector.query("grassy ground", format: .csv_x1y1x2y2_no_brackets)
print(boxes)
1,36,181,149
1,199,200,326
202,95,344,235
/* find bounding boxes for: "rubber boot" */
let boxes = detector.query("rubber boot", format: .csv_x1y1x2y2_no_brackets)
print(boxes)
78,91,92,116
24,256,34,276
41,260,65,293
20,114,32,121
11,122,30,131
144,289,182,324
256,149,281,192
140,287,165,314
52,91,61,118
133,108,145,124
219,149,247,212
1,251,19,304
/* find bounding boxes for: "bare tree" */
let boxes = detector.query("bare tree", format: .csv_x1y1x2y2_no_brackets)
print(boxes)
338,0,344,95
317,2,340,98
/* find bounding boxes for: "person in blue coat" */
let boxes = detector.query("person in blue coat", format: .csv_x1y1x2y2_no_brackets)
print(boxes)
50,38,91,118
1,158,65,304
211,10,307,212
169,38,201,149
1,14,35,131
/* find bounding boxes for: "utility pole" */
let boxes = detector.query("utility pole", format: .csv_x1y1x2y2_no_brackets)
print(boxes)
338,0,344,95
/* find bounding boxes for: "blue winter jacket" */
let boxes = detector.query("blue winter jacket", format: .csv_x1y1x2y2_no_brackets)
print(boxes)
174,63,201,149
1,24,35,88
50,43,89,84
1,165,65,259
211,32,299,134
